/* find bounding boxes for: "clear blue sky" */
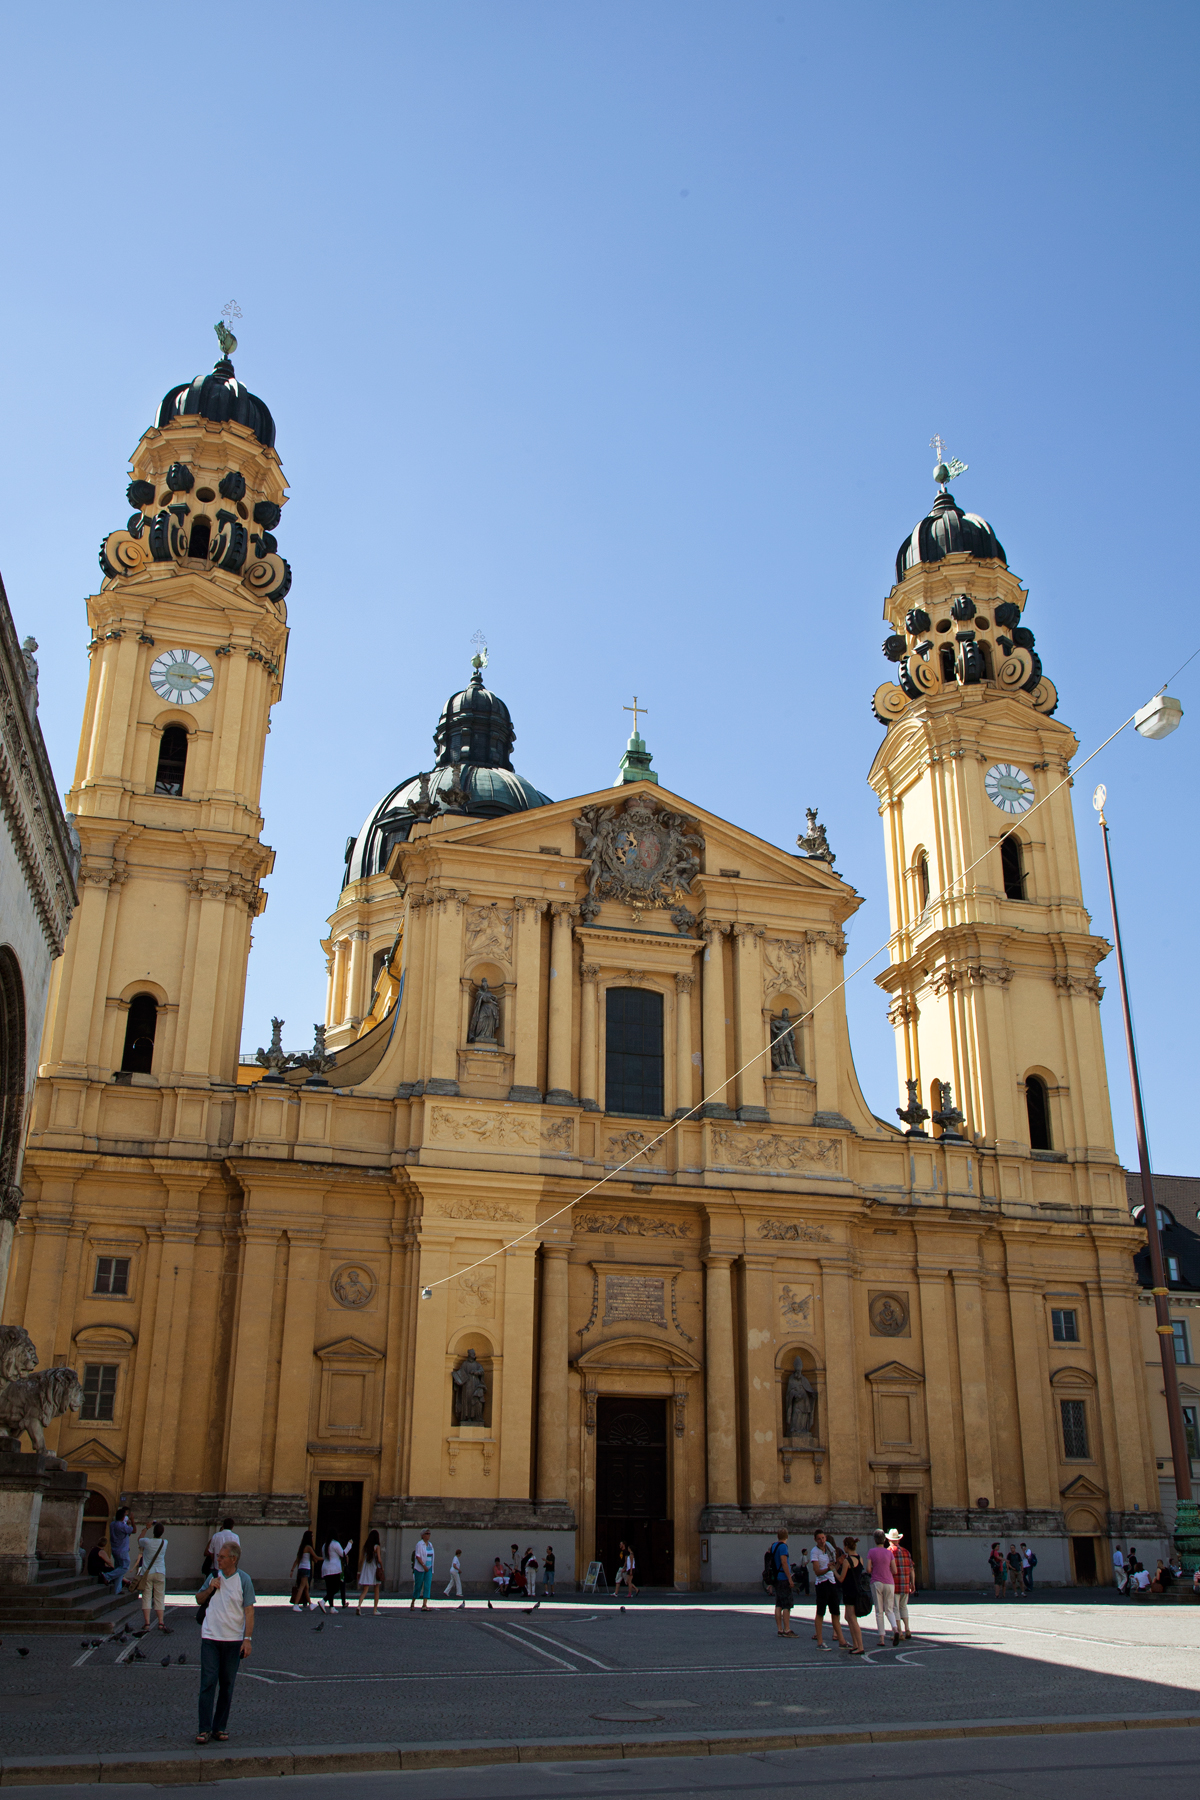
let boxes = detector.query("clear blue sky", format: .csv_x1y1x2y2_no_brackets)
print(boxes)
2,2,1196,1175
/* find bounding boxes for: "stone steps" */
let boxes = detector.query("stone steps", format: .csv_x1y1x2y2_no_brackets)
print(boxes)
0,1568,142,1633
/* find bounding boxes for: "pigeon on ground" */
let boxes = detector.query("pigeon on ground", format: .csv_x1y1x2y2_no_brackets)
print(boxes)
177,1655,187,1665
619,1606,625,1614
16,1648,28,1658
523,1602,541,1613
487,1599,493,1609
131,1648,147,1662
313,1621,324,1632
161,1656,171,1668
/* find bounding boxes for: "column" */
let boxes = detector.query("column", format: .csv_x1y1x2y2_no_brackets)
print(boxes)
536,1245,571,1501
428,894,464,1095
509,897,543,1102
742,1256,777,1503
819,1256,861,1506
271,1228,325,1496
578,963,600,1111
952,1270,996,1506
731,925,768,1121
673,972,695,1119
545,904,576,1106
1006,1278,1054,1511
498,1244,538,1498
346,929,370,1024
704,1254,737,1507
914,1245,962,1511
224,1223,283,1492
700,922,732,1118
332,936,352,1027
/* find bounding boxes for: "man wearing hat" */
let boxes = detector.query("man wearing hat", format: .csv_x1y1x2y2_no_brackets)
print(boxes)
886,1528,914,1641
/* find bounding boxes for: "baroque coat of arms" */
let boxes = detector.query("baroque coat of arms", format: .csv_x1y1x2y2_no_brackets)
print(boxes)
574,792,703,923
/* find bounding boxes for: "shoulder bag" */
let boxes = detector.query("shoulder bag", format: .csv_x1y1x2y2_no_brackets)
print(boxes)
127,1536,166,1598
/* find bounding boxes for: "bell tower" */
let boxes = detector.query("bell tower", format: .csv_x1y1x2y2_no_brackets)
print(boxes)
30,330,289,1155
868,460,1117,1169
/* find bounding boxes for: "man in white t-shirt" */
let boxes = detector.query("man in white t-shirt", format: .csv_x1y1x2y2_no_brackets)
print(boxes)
195,1544,255,1742
411,1530,434,1611
810,1531,845,1650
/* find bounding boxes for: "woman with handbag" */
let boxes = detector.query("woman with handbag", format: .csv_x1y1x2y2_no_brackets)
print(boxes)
132,1520,170,1633
834,1536,867,1656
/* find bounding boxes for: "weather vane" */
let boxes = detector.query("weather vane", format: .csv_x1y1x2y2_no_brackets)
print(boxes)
930,433,967,490
624,695,648,733
470,629,489,675
214,299,242,360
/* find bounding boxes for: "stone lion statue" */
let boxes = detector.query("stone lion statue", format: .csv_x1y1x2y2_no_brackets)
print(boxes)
0,1366,83,1464
0,1325,38,1384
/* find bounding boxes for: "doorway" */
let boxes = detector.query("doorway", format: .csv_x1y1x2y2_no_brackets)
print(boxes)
1071,1536,1098,1585
595,1396,673,1587
315,1480,364,1582
880,1493,917,1583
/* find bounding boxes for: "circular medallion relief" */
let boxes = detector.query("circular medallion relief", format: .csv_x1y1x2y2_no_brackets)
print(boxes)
149,648,214,706
868,1293,909,1337
984,762,1035,815
331,1263,375,1309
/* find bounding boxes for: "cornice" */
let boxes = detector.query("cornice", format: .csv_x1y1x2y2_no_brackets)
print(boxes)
0,619,78,956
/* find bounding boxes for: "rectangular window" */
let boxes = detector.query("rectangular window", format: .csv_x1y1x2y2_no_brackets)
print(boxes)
93,1257,130,1296
1168,1257,1180,1283
1172,1320,1191,1365
1060,1398,1089,1460
80,1364,118,1422
604,987,664,1118
1184,1406,1199,1461
1051,1308,1079,1342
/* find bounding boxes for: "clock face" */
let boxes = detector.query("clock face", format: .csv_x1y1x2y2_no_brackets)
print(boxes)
985,762,1035,815
149,649,214,706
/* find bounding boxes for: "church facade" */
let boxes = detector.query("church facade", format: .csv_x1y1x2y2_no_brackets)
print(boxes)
5,351,1163,1587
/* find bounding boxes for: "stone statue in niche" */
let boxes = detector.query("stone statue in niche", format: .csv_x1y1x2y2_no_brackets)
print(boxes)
783,1356,817,1440
452,1347,488,1424
468,979,501,1045
769,1009,801,1072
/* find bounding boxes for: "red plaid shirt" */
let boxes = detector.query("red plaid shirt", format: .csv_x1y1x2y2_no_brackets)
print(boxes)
891,1546,915,1594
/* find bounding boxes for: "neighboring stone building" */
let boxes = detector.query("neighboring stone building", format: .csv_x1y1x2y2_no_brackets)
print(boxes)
0,576,77,1298
1127,1172,1200,1538
5,351,1167,1587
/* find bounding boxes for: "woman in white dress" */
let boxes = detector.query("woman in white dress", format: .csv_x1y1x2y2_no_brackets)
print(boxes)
356,1530,384,1613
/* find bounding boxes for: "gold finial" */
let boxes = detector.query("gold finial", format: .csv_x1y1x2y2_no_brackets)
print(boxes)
623,695,648,734
214,299,242,359
929,433,967,490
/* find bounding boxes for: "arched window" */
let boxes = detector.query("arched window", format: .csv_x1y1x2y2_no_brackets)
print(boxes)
188,517,211,561
1000,834,1025,900
120,993,158,1074
914,850,930,912
1026,1075,1051,1150
154,726,188,796
605,987,664,1118
0,946,27,1194
939,647,956,685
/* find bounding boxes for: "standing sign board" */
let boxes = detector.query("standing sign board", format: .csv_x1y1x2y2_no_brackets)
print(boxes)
582,1560,607,1593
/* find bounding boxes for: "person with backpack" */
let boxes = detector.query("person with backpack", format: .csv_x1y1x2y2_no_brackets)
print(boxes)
1005,1543,1025,1599
766,1530,796,1637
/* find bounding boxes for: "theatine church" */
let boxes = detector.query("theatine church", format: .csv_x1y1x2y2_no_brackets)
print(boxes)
5,343,1163,1589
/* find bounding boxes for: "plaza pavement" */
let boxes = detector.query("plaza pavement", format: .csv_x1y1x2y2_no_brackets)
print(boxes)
0,1590,1196,1785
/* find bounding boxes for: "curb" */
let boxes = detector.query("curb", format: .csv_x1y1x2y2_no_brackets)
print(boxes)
4,1711,1200,1785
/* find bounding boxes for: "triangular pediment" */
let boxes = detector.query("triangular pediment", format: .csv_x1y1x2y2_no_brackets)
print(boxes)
1060,1474,1107,1499
865,1360,924,1384
394,781,861,911
314,1336,382,1363
67,1438,124,1468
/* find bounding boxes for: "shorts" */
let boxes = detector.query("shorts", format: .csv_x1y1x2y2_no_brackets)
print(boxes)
773,1580,793,1609
814,1582,840,1617
142,1571,165,1611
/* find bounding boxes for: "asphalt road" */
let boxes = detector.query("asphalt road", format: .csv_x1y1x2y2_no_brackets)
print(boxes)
10,1727,1200,1800
0,1593,1195,1760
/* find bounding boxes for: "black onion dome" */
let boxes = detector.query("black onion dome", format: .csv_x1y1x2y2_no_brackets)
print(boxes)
435,671,514,769
342,670,550,885
157,358,276,449
895,490,1006,583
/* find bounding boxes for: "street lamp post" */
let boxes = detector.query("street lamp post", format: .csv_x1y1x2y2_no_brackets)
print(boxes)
1093,782,1198,1569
